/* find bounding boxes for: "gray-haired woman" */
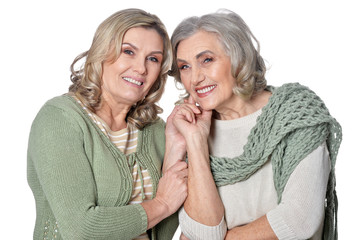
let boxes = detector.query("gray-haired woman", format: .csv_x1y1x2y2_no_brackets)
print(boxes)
27,9,187,240
169,9,341,240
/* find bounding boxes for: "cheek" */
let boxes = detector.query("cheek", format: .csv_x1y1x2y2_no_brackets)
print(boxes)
217,67,236,91
102,63,119,82
101,71,111,88
148,64,162,81
181,80,191,93
180,74,191,91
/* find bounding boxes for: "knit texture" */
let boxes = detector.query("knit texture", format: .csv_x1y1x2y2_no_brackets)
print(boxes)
210,83,342,240
27,95,178,240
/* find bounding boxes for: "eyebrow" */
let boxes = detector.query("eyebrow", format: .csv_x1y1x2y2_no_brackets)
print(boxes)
196,50,214,59
122,42,163,55
177,50,215,63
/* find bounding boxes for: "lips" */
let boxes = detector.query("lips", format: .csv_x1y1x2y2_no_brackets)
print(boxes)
195,85,217,97
123,77,144,86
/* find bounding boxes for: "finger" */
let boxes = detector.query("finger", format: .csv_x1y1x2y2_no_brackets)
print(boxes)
180,108,195,123
169,160,188,172
175,105,196,123
196,104,212,119
179,168,188,178
188,95,196,105
181,102,200,114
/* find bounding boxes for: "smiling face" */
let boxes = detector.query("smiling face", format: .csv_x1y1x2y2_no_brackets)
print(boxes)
176,30,240,112
101,27,164,107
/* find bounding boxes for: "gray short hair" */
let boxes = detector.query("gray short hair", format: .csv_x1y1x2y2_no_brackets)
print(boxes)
169,9,267,99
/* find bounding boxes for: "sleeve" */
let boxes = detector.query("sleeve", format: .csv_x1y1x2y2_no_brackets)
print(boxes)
155,211,179,240
28,105,148,240
267,142,330,240
179,206,227,240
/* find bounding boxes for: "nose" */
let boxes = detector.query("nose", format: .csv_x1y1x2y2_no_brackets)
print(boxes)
191,66,205,86
133,57,147,75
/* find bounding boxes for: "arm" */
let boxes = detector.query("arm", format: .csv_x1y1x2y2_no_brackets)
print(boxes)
226,144,330,240
142,160,188,229
225,216,277,240
149,111,189,240
184,131,224,225
179,206,227,240
173,99,227,239
29,105,187,239
266,143,330,239
163,105,187,173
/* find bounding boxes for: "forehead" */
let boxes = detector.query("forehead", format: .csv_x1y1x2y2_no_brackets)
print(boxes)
177,31,224,59
123,27,163,50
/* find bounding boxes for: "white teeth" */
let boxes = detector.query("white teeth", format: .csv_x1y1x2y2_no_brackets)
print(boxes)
123,77,142,86
196,85,216,94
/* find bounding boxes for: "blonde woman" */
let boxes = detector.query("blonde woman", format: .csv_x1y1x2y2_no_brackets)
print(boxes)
27,9,187,240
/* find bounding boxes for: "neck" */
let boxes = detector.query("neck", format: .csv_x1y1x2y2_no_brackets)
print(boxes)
95,93,132,131
215,90,271,120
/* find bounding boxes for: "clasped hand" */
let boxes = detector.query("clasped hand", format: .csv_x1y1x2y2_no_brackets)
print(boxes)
171,96,212,142
157,97,212,218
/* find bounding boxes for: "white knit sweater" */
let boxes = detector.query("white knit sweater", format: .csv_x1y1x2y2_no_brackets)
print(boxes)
179,109,330,240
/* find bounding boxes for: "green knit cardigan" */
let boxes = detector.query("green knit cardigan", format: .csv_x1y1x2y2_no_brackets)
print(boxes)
27,95,178,240
210,83,342,240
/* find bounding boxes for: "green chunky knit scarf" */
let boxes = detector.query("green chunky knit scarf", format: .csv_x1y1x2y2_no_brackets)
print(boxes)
210,83,342,240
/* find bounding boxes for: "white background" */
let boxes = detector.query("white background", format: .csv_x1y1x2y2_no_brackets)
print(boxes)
1,0,360,239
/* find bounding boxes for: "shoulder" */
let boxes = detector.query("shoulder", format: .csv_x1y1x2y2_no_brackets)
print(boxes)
42,94,82,113
33,94,80,119
266,82,328,113
270,82,322,100
30,95,86,136
28,95,86,154
36,94,86,120
267,82,314,95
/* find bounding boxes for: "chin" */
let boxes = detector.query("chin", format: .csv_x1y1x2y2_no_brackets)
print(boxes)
198,101,217,111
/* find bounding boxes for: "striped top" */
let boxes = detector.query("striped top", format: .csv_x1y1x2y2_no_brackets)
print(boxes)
74,95,152,240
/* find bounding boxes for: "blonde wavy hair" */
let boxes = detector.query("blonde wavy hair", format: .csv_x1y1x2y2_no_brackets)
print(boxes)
169,9,267,100
69,8,172,129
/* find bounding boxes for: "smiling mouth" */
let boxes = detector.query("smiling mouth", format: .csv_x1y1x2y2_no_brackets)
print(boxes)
123,77,143,86
196,85,216,94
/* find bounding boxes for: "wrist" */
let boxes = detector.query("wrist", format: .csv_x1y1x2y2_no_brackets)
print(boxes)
164,143,186,173
185,132,210,166
185,132,208,149
141,196,170,229
166,140,185,152
153,196,170,217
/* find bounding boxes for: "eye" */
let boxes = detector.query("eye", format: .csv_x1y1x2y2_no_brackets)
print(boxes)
147,56,159,62
179,64,190,70
123,49,134,55
204,57,213,63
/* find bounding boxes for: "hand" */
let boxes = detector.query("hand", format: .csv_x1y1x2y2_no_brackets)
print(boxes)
166,105,186,144
155,160,188,215
172,96,212,142
224,215,278,240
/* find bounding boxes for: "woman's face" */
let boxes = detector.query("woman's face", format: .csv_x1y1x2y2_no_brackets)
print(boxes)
101,27,163,107
176,30,238,111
